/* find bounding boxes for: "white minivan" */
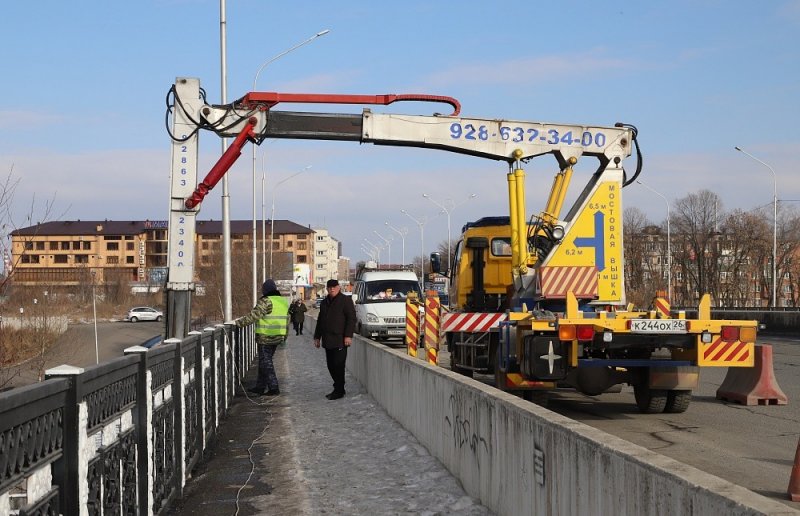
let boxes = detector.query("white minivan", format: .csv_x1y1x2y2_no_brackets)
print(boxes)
352,269,422,341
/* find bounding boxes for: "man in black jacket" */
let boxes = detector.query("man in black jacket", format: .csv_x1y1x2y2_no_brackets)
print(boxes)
314,279,356,400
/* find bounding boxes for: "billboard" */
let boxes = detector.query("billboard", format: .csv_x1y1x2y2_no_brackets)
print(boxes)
293,264,311,287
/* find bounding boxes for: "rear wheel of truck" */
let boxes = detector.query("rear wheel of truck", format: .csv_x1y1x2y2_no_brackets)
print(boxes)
664,390,692,413
633,384,668,414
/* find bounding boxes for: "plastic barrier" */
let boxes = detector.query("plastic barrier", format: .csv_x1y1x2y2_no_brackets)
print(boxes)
424,294,440,365
715,344,788,405
790,437,800,502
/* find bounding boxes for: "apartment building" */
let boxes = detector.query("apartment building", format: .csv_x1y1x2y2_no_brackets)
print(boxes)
311,228,340,287
8,219,314,288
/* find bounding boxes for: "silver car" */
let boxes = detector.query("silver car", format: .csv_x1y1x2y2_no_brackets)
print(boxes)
125,306,163,322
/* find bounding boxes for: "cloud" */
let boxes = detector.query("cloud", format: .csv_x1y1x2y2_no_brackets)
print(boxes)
0,110,66,131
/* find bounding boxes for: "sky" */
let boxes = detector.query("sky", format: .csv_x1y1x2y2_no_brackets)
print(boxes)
1,0,799,266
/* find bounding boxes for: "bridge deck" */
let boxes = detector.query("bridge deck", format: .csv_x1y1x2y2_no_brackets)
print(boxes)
168,331,491,515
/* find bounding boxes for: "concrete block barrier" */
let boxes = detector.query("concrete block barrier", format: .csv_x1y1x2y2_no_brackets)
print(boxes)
305,317,794,515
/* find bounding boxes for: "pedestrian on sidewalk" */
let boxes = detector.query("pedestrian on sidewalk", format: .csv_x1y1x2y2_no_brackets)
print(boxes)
314,279,356,400
235,279,289,396
289,298,307,335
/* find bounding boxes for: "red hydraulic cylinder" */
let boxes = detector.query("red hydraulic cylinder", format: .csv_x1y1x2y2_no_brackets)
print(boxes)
239,92,461,116
184,117,258,209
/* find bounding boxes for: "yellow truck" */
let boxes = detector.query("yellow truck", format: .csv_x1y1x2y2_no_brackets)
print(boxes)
432,149,758,413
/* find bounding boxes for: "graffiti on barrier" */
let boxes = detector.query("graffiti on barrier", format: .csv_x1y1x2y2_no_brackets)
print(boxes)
444,392,489,459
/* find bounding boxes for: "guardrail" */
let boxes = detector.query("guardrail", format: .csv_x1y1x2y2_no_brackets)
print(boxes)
0,323,256,516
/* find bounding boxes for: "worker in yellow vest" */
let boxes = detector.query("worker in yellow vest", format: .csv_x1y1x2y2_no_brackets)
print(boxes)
236,279,289,395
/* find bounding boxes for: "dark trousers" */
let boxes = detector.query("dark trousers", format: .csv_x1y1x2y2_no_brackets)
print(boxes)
325,347,348,393
256,344,279,391
293,321,304,335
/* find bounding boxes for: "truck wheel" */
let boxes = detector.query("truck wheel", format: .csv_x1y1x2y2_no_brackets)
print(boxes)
633,384,668,414
664,390,692,413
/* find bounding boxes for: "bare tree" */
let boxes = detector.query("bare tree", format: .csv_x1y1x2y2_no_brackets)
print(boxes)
671,190,724,305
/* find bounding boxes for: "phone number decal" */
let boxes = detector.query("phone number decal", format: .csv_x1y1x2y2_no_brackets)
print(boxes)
449,122,608,148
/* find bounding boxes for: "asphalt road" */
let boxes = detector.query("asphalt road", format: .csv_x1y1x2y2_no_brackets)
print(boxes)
6,320,164,388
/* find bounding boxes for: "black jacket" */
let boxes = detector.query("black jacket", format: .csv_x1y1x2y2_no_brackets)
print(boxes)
314,292,356,349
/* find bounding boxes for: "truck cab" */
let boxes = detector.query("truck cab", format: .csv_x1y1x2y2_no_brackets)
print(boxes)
352,268,421,341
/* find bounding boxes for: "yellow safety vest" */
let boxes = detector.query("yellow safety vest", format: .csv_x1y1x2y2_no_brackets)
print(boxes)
255,296,289,336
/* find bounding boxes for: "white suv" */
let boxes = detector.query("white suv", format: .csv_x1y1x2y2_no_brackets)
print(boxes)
125,306,163,322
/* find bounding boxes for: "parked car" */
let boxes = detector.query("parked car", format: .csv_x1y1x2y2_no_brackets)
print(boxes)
125,306,163,322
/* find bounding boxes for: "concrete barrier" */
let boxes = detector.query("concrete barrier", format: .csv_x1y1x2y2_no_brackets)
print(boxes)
306,316,793,515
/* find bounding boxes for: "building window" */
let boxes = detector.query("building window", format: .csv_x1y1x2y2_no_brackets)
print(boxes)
60,241,70,250
107,256,119,264
82,241,91,250
298,234,307,240
272,242,280,250
297,242,307,250
317,236,324,241
24,241,34,251
107,242,119,251
35,242,45,250
49,242,59,250
316,250,325,256
104,235,121,240
202,242,209,250
74,255,89,264
287,241,293,248
297,255,306,263
21,254,40,264
126,242,134,251
317,264,324,269
54,255,68,264
126,256,135,264
72,241,81,250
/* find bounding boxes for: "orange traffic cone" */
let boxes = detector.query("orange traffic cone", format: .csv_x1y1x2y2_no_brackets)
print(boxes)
790,436,800,502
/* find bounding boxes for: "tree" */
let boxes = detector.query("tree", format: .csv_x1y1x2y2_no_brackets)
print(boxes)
671,190,724,305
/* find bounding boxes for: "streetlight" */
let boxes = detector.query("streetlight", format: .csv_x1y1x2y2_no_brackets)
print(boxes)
385,222,408,265
422,193,476,271
361,245,378,261
735,146,778,307
636,180,672,302
364,238,382,264
269,166,311,278
251,29,331,305
90,270,99,364
373,230,392,265
401,209,427,288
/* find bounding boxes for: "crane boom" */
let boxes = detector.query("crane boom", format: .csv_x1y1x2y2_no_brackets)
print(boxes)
164,77,633,338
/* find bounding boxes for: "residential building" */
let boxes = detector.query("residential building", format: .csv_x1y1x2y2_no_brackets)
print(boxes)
8,219,314,289
311,228,341,287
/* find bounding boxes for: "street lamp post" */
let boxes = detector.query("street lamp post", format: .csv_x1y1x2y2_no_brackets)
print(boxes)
269,166,310,278
636,180,672,302
401,209,427,289
90,270,99,364
735,146,778,307
373,231,392,265
363,238,382,265
385,222,408,265
251,29,330,305
422,193,476,271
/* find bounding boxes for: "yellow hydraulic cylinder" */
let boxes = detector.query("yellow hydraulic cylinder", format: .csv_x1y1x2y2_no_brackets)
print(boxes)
507,169,520,269
514,167,528,272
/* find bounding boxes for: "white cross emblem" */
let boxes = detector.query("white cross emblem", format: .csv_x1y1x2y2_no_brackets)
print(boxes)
539,340,562,375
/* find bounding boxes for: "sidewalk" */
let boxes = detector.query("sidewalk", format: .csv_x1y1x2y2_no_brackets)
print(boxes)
169,331,492,515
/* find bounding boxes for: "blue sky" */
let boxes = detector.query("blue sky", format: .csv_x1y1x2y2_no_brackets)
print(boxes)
1,0,798,264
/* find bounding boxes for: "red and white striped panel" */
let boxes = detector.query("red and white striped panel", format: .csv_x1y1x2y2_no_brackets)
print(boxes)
540,266,598,299
441,312,507,332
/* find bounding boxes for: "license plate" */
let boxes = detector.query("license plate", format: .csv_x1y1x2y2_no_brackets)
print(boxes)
388,329,404,335
630,319,687,334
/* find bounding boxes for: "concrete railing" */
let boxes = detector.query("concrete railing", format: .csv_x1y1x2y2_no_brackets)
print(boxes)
306,317,793,515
